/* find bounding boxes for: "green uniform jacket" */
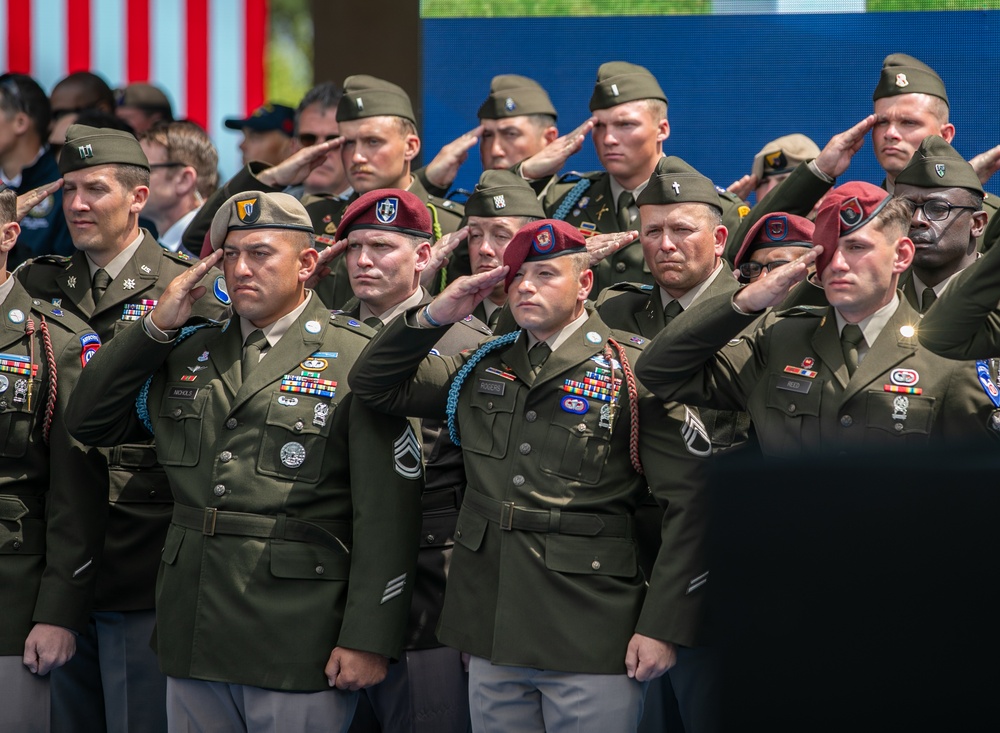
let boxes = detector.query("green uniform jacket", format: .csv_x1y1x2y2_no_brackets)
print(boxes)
635,293,999,455
307,177,466,309
341,294,490,650
918,237,1000,359
64,296,422,690
0,281,107,653
17,231,229,612
595,272,752,453
349,310,709,674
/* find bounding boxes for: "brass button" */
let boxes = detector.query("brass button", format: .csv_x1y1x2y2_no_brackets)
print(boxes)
894,422,904,432
525,410,537,422
519,443,531,455
12,540,21,550
173,407,182,417
213,484,226,497
788,403,796,413
577,423,587,433
487,401,494,409
294,420,304,431
591,559,601,570
226,418,238,429
456,529,463,539
425,534,436,543
0,401,7,410
148,490,157,498
840,415,853,427
512,474,525,487
219,450,233,463
315,565,325,575
615,262,626,272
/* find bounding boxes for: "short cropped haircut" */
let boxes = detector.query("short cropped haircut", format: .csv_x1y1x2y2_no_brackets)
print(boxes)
141,120,219,198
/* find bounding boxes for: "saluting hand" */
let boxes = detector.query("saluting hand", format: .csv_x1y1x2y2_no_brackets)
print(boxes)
420,266,509,327
586,230,639,266
16,179,63,222
305,238,348,290
257,138,344,188
814,115,878,180
419,226,468,290
149,249,224,332
519,117,597,181
970,143,1000,186
726,174,757,202
625,633,676,682
424,127,483,190
732,246,822,314
325,647,389,691
23,623,76,676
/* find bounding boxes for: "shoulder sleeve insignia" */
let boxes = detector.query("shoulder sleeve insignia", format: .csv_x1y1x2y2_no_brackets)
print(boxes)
80,332,102,368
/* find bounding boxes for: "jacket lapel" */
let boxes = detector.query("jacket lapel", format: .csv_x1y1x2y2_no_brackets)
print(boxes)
57,251,96,317
810,308,850,389
840,299,920,405
209,321,243,400
93,232,162,318
638,294,665,338
580,177,618,235
533,311,607,390
0,282,34,352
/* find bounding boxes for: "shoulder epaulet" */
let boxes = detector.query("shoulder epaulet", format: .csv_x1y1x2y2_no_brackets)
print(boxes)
29,297,89,333
594,281,653,306
610,329,649,351
774,305,828,318
428,195,464,217
19,253,72,271
456,313,491,336
161,248,194,264
328,311,377,338
557,170,602,184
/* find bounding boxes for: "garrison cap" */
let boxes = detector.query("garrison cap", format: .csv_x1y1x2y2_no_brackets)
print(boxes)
589,61,667,112
813,182,892,276
872,53,949,107
59,124,149,173
465,170,545,219
503,219,586,292
116,83,173,115
733,213,814,268
894,135,983,195
752,134,820,181
337,75,415,124
478,74,557,120
335,189,431,241
224,102,295,135
637,156,722,212
209,191,314,250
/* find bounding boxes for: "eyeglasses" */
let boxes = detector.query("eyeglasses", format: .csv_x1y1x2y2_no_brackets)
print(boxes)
738,260,790,279
296,133,340,147
906,199,979,222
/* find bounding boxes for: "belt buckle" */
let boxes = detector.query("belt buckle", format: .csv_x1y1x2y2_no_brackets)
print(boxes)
499,501,515,531
202,507,218,536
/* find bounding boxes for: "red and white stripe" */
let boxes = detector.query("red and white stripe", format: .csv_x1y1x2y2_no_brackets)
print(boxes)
1,0,268,176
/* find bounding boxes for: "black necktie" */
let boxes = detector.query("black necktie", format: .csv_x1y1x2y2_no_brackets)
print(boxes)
486,308,501,331
92,268,111,305
663,299,683,324
841,324,864,377
617,191,635,232
363,316,383,331
921,287,937,314
528,342,551,377
242,329,268,380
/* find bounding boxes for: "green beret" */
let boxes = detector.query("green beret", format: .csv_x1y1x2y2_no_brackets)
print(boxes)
872,53,949,107
478,74,557,120
209,191,314,250
589,61,667,112
465,170,545,219
58,124,149,174
637,156,721,211
337,75,415,124
752,134,820,181
894,135,983,195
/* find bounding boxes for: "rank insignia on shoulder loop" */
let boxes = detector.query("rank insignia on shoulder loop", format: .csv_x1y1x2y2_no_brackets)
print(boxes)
213,276,231,305
393,424,422,480
681,406,712,457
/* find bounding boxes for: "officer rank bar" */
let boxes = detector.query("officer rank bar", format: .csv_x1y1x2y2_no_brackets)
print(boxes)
0,354,38,377
281,374,337,398
121,299,158,321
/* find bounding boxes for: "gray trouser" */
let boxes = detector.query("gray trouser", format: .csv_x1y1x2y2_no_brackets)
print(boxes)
166,676,359,733
467,655,647,733
0,654,51,733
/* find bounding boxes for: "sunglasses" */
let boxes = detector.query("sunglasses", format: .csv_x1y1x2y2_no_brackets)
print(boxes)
738,260,790,280
296,133,340,147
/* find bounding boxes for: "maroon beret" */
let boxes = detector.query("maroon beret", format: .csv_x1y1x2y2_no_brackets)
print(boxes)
334,188,432,241
813,182,892,276
503,219,587,292
732,212,814,268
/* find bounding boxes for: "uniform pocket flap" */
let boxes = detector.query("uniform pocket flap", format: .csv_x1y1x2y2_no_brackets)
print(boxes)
0,495,27,521
264,394,331,436
865,392,935,435
159,385,210,420
270,540,350,580
421,510,458,548
544,535,637,578
765,374,823,417
453,506,488,552
161,524,185,565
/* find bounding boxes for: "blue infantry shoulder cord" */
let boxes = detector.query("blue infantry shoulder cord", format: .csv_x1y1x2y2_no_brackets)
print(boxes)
446,330,521,445
136,324,208,435
552,178,593,221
